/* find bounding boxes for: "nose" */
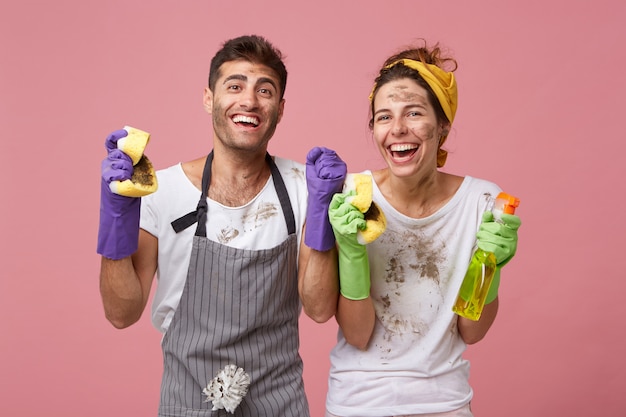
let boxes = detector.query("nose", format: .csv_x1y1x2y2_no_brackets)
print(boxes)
239,87,259,109
392,118,407,136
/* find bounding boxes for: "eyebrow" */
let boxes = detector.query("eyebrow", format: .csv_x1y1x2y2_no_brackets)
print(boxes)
374,102,428,117
223,74,278,92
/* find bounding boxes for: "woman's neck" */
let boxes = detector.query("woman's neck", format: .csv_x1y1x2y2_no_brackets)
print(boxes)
374,169,462,219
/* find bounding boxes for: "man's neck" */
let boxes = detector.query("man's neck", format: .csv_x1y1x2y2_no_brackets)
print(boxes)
208,148,271,207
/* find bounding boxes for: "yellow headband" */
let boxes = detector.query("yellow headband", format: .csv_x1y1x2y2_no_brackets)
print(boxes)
369,59,458,124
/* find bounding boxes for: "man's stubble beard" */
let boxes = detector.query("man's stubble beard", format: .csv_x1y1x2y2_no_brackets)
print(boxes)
211,105,281,153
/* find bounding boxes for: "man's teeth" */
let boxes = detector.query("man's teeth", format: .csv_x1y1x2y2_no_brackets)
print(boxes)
232,115,259,125
390,144,418,152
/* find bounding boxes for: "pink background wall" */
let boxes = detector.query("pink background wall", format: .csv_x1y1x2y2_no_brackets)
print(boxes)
2,1,624,415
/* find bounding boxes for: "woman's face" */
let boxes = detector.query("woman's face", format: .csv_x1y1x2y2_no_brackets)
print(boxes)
372,78,447,178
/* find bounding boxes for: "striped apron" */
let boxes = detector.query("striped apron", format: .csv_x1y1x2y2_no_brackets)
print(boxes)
159,152,309,417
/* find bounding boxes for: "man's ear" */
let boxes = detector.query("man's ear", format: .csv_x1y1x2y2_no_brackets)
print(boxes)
203,87,213,114
276,99,285,123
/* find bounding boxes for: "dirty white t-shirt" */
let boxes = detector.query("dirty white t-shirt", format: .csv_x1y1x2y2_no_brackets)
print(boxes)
140,157,307,333
326,174,501,416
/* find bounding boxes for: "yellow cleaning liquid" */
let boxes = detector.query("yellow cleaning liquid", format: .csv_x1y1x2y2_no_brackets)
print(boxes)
452,249,497,320
453,192,519,321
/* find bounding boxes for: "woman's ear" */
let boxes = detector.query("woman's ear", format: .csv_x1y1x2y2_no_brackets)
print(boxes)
440,122,451,138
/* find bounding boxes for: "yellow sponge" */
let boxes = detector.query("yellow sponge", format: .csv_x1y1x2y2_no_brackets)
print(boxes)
109,126,158,197
343,173,386,244
359,202,387,245
345,174,373,213
117,126,151,165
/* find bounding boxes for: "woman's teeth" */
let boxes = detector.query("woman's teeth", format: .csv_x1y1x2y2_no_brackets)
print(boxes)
389,143,419,159
390,143,418,152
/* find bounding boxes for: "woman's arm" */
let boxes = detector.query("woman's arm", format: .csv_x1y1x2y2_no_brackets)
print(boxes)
335,296,376,350
457,297,498,344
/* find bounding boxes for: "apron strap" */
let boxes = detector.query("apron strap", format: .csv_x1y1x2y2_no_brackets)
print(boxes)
267,154,296,235
170,152,296,236
170,151,213,235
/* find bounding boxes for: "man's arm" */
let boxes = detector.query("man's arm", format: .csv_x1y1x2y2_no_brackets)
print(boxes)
98,128,158,329
299,146,346,323
100,230,158,329
298,228,339,323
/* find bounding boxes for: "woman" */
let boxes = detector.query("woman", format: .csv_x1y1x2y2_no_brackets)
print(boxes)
325,41,521,417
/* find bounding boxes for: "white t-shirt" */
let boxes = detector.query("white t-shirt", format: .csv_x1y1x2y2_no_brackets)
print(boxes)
326,174,502,416
139,157,307,333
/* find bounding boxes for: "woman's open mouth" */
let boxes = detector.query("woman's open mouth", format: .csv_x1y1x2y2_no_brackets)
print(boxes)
389,143,419,160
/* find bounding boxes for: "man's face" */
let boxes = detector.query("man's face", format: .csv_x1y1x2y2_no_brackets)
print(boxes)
204,60,285,154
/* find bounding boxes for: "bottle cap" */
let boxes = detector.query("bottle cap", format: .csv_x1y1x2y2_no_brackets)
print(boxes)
496,192,520,214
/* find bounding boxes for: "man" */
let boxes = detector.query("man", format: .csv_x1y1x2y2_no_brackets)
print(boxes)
97,35,345,416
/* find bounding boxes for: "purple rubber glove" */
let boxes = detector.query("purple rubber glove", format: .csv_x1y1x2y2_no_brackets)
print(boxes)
97,129,141,260
304,147,347,251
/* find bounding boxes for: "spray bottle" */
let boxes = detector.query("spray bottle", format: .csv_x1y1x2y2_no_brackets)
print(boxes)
453,192,520,321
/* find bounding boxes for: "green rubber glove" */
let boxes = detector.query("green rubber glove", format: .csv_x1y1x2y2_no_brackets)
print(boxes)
476,211,521,268
477,211,521,303
485,269,501,304
329,191,371,300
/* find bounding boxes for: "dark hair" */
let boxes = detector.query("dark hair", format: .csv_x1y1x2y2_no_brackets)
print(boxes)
368,40,457,130
208,35,288,99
